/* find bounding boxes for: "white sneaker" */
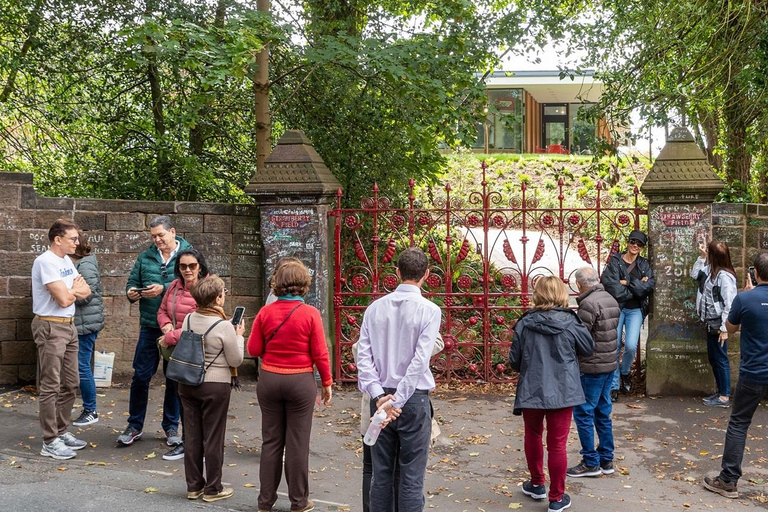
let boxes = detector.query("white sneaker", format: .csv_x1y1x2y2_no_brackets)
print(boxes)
59,432,87,450
41,438,76,460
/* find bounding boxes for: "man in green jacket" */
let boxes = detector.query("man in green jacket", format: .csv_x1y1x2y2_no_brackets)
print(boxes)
117,216,191,447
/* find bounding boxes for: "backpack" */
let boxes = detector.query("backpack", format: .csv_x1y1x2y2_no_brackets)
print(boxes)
166,315,225,386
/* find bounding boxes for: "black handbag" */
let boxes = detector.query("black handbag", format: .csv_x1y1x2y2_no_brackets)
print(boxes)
166,315,225,386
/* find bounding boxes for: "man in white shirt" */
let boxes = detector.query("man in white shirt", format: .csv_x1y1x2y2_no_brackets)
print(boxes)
357,247,441,511
31,219,91,460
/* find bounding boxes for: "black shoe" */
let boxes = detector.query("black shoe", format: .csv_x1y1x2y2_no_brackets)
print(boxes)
620,374,632,394
703,476,738,498
600,460,615,475
548,493,571,512
162,443,184,461
703,392,719,402
72,409,99,427
567,460,601,477
610,389,619,402
522,480,547,500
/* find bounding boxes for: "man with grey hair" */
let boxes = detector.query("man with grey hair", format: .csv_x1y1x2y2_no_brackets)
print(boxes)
117,216,191,451
567,266,621,478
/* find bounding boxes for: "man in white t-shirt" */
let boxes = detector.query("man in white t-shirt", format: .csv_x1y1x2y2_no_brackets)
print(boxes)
32,219,91,460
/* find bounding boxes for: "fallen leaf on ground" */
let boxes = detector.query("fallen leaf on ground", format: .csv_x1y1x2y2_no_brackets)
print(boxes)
509,503,522,509
243,483,256,488
626,404,642,409
144,487,158,493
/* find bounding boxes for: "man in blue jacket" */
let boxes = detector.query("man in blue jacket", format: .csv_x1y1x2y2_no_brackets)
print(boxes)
703,251,768,499
117,216,191,448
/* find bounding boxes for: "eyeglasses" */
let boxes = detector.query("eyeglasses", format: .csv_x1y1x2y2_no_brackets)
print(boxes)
59,236,79,242
223,288,229,294
628,239,645,248
178,263,199,271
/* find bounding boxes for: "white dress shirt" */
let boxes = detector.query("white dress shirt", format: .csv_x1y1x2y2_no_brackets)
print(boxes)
356,283,441,408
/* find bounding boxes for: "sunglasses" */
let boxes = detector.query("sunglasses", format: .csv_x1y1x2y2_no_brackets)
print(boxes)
628,239,645,248
179,263,199,271
160,263,167,279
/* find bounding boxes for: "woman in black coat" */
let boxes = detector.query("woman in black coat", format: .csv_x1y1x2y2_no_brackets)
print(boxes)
510,276,594,512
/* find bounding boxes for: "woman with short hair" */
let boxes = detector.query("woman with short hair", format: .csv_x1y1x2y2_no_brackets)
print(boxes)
178,275,244,503
510,276,594,512
248,260,332,512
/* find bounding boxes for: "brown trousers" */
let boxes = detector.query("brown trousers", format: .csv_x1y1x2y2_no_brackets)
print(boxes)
32,317,79,444
178,382,232,495
257,370,317,511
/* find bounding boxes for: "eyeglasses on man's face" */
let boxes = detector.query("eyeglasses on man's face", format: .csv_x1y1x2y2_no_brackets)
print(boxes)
179,263,199,271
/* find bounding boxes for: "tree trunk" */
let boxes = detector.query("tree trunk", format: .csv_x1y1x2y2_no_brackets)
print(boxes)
254,0,270,173
723,89,751,187
0,0,43,103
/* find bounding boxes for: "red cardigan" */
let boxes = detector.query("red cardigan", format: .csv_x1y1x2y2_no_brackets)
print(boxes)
247,300,332,386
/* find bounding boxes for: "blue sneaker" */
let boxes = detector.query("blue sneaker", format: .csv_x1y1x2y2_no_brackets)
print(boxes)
548,493,572,512
522,480,547,500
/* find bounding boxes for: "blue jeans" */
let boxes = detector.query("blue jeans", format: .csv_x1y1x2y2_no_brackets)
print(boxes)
77,331,99,412
573,372,614,467
720,379,768,483
706,328,730,397
128,326,180,432
370,391,431,512
613,307,643,390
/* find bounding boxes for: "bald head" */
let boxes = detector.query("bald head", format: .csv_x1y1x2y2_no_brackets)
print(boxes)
575,266,599,292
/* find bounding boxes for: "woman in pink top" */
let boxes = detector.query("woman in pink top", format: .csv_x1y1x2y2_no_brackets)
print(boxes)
156,248,210,461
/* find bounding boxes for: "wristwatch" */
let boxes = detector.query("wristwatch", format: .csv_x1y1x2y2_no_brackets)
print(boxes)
373,393,387,403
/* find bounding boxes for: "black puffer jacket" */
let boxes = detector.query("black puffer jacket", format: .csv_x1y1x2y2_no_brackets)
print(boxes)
601,252,655,314
509,308,594,413
576,284,619,374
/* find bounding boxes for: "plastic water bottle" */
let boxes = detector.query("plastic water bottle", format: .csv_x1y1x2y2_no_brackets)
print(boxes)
363,409,388,446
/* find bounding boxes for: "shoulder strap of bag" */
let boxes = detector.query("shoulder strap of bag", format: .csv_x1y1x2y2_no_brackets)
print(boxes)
171,286,179,328
202,319,226,371
264,304,302,350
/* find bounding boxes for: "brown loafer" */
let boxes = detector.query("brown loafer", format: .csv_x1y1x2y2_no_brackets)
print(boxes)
293,499,314,512
202,487,234,502
186,490,204,500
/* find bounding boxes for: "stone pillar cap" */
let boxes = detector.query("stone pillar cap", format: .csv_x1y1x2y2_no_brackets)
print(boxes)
245,130,341,200
640,127,723,202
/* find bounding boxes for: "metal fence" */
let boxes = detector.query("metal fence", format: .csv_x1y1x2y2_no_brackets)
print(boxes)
331,162,647,382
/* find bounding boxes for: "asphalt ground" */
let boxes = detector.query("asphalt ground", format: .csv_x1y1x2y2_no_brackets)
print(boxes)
1,382,768,511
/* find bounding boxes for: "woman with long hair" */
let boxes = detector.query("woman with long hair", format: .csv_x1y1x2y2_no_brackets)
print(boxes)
248,260,332,512
691,239,738,407
156,248,210,460
509,276,594,512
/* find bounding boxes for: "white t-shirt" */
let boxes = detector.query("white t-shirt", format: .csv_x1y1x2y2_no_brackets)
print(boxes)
32,250,79,317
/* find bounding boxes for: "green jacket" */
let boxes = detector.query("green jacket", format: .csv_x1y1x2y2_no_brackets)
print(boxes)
126,236,191,328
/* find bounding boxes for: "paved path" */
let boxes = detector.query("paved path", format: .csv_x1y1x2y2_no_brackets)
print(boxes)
1,384,767,511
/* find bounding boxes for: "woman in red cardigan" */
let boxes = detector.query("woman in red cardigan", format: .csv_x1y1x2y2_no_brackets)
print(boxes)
247,260,332,512
156,248,210,461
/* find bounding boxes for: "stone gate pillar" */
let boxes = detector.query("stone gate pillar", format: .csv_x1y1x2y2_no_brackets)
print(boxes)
245,131,341,347
641,127,724,395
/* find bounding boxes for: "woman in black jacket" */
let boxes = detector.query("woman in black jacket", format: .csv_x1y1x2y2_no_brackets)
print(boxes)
510,276,594,512
600,230,655,401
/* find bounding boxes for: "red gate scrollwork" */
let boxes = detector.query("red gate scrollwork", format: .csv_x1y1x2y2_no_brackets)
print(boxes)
331,162,647,383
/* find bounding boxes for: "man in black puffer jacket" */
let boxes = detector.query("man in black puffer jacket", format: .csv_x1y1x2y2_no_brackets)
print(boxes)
567,266,620,479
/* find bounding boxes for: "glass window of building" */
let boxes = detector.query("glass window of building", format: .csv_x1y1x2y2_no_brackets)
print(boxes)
569,103,597,154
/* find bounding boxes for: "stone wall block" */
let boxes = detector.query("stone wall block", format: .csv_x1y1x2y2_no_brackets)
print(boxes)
712,226,743,247
712,203,745,215
22,230,51,253
175,203,234,215
8,277,31,297
20,186,37,208
232,217,259,234
74,212,107,231
0,172,33,184
0,254,34,277
84,231,117,254
114,233,152,254
233,233,261,256
106,213,146,232
17,365,35,383
101,276,129,296
96,338,126,365
172,214,204,233
205,254,231,276
16,321,32,341
36,197,75,210
0,230,19,251
0,210,26,230
97,254,138,277
1,341,36,364
76,199,174,213
0,320,16,341
0,366,19,384
184,233,232,254
99,317,140,340
232,254,261,277
0,184,21,207
204,215,232,233
231,277,261,296
0,298,33,319
34,210,73,228
112,297,131,317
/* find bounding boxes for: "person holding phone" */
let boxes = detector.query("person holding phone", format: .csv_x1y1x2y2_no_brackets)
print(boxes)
179,276,245,502
156,248,211,460
691,239,737,407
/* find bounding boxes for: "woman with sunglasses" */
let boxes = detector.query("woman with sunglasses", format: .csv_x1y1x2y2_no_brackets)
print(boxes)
157,248,210,460
601,230,655,401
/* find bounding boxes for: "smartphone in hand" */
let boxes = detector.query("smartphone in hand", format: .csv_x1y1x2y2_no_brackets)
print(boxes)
231,306,245,325
749,266,757,286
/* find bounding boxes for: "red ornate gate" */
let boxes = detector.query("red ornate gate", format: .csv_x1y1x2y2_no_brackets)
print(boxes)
331,163,647,383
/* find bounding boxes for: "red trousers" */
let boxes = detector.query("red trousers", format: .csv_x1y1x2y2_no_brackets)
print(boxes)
522,407,573,502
